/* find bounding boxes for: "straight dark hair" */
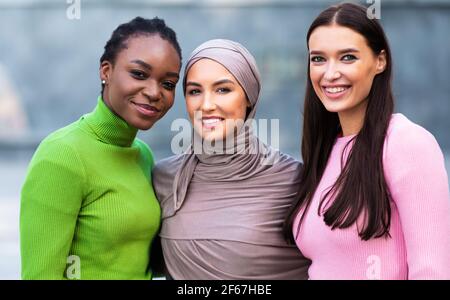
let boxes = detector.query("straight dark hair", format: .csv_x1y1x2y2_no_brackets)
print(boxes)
284,2,394,242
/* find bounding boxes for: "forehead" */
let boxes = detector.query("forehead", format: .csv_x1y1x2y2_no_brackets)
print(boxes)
187,58,235,81
308,24,368,52
117,34,180,67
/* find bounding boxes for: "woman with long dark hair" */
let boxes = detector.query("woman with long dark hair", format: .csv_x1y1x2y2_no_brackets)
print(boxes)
20,17,181,279
284,3,449,279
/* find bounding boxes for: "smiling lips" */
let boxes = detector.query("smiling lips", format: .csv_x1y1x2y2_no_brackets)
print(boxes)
131,101,160,117
200,116,224,130
322,85,351,100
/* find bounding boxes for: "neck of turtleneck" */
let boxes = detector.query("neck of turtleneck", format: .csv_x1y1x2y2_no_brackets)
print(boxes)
84,96,138,147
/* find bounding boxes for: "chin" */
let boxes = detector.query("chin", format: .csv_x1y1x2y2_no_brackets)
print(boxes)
320,99,349,113
201,132,226,143
129,119,156,131
201,134,219,142
322,105,342,113
139,124,155,131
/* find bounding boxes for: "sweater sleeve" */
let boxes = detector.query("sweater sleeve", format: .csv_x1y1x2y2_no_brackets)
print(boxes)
384,123,450,279
20,138,85,279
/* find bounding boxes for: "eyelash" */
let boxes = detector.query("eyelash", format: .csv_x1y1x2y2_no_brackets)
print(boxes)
131,70,176,91
310,56,325,63
162,81,176,91
130,70,148,79
217,87,231,94
342,54,357,61
187,89,200,96
310,54,358,63
187,87,231,96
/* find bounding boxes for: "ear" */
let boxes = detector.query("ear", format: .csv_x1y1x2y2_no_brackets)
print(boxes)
375,50,387,74
99,60,113,84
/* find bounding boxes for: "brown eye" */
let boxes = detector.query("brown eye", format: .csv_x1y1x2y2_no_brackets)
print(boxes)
217,87,231,94
130,70,147,79
162,81,176,91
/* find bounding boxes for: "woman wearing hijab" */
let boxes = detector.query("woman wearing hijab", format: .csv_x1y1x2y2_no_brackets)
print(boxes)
152,39,310,280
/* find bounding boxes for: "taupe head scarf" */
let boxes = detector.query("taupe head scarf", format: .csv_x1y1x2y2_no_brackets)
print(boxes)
168,39,269,218
182,39,261,119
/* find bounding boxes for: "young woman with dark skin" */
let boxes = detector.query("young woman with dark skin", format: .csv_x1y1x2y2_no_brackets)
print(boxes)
20,17,182,279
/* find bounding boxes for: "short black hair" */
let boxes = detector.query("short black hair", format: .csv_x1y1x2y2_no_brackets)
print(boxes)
100,16,182,66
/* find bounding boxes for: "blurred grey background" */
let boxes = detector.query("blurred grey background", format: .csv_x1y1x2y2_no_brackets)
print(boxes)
1,0,449,279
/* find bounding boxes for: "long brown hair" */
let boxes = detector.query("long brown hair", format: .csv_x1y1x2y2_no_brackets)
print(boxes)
284,2,394,242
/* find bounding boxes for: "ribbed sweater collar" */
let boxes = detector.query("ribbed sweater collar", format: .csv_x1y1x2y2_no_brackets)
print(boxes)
84,96,138,147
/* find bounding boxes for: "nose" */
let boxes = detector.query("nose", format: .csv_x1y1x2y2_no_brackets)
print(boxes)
142,80,161,102
200,92,216,112
323,61,341,81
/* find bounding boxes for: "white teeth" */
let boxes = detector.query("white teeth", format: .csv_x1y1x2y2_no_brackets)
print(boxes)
325,86,348,93
202,118,222,125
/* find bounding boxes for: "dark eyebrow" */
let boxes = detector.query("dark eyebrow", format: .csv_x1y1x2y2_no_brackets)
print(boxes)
185,81,201,88
310,48,359,55
185,79,235,88
166,72,180,80
131,59,179,79
131,59,151,70
213,79,235,86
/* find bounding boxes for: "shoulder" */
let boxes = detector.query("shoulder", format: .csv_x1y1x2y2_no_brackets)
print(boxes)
134,137,152,154
34,122,84,163
151,154,184,204
261,142,303,173
152,154,184,179
383,114,446,184
275,150,303,171
27,124,87,180
384,113,443,160
276,151,303,184
134,138,155,169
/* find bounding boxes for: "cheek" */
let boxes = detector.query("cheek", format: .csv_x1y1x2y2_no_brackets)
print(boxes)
185,98,198,121
350,67,376,98
309,68,323,90
225,94,248,120
164,92,175,109
110,77,140,104
236,102,248,120
114,72,134,91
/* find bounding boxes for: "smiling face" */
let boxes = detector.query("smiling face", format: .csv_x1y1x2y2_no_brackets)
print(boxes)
185,58,250,142
100,34,181,130
308,24,386,127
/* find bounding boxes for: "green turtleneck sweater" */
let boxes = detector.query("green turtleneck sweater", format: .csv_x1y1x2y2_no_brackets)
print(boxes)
20,96,161,280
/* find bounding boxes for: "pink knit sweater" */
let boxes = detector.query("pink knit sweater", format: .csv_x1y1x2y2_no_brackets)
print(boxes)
293,114,450,279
